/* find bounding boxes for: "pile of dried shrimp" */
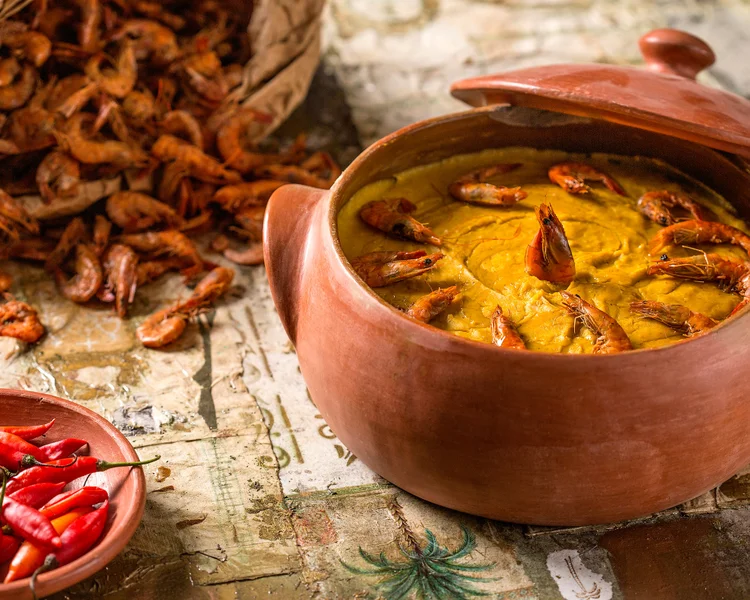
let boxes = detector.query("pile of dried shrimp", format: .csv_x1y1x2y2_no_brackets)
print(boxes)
0,0,340,348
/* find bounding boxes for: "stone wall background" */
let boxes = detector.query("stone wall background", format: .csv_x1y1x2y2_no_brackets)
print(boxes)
322,0,750,146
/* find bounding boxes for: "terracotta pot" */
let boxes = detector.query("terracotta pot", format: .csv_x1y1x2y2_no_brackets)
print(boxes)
263,30,750,525
0,390,146,599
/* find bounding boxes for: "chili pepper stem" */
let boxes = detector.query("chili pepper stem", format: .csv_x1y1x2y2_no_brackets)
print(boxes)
0,469,7,507
29,555,57,600
97,455,161,470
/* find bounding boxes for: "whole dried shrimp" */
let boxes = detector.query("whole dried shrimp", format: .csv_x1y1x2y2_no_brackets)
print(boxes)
0,0,341,347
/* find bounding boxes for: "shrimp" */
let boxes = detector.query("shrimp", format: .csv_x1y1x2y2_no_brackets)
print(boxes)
637,190,707,226
525,203,576,285
0,270,12,293
300,151,341,188
152,134,241,183
136,257,183,285
117,230,204,278
0,58,21,87
183,266,234,309
2,31,51,67
0,300,45,343
122,89,156,123
157,160,190,205
0,174,40,199
177,50,223,83
84,42,137,98
46,74,89,112
132,1,186,30
6,238,55,262
136,307,186,348
6,101,57,152
215,107,277,173
54,244,103,303
188,182,215,216
106,192,184,232
0,189,39,240
55,113,149,166
92,94,125,136
253,164,333,189
646,253,750,298
222,242,264,266
183,67,227,106
224,63,243,90
351,250,444,288
93,95,133,144
212,180,285,212
210,234,230,253
233,206,265,240
560,291,632,354
649,220,750,257
630,300,717,337
93,214,111,256
0,140,19,155
490,306,527,350
160,110,203,149
136,266,234,348
36,151,80,203
184,10,231,54
37,7,72,40
448,163,527,206
99,244,138,317
0,64,36,111
548,162,625,195
406,286,460,323
153,76,177,118
46,217,85,272
111,19,180,66
360,199,442,246
75,0,101,52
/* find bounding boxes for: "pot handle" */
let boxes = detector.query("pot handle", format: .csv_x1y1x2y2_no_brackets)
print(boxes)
263,184,328,345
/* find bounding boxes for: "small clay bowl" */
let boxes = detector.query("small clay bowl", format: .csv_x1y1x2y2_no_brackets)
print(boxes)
0,389,146,599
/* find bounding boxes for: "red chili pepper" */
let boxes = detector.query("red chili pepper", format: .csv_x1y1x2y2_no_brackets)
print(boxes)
40,487,108,520
5,507,92,583
0,420,54,441
37,438,88,461
5,455,159,495
0,473,61,551
49,500,109,567
0,432,46,470
8,482,66,509
4,458,76,494
1,452,77,473
0,533,19,563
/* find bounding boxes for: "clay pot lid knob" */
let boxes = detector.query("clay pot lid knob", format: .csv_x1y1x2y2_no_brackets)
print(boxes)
639,28,716,80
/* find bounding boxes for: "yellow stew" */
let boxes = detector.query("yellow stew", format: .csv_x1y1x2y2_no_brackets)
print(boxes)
337,148,748,353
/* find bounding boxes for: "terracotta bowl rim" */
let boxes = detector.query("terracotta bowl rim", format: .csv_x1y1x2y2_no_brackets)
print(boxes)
0,388,146,598
325,105,748,360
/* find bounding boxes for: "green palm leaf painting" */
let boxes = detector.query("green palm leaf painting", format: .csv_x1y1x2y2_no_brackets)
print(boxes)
342,525,495,600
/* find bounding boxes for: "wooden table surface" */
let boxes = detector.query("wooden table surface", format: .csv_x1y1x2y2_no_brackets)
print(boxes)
3,59,750,600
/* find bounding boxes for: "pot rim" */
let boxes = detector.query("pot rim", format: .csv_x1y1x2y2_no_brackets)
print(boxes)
325,105,748,360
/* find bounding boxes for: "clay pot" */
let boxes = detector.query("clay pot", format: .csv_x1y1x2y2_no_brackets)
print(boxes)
263,30,750,525
0,390,146,599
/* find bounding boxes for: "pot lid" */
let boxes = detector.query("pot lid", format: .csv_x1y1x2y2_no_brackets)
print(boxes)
451,29,750,158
